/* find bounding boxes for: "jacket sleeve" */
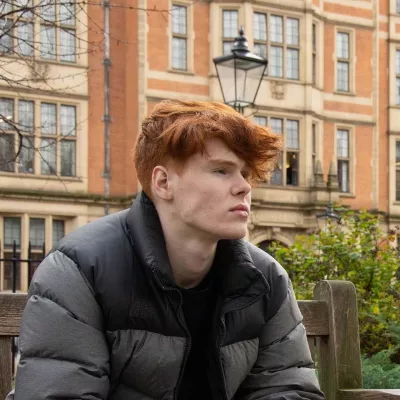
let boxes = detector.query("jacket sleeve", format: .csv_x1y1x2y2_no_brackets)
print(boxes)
236,282,324,400
12,250,110,400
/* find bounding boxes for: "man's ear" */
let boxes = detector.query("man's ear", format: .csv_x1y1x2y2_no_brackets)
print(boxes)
152,166,173,200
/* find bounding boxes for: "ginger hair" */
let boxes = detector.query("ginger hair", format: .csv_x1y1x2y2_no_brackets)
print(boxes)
133,100,282,196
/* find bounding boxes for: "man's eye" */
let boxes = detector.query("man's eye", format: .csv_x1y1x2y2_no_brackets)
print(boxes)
214,169,226,175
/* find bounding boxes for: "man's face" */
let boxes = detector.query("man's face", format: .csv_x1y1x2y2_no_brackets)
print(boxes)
168,138,252,241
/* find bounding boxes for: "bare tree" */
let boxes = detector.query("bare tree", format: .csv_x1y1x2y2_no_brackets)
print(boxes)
0,0,193,183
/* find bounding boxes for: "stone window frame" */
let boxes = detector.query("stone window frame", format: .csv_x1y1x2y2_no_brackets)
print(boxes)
0,96,78,178
335,27,355,94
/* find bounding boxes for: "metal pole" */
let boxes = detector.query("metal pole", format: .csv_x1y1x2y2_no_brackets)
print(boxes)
102,0,111,215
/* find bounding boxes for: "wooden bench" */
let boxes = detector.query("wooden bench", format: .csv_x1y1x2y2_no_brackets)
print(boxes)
0,280,399,399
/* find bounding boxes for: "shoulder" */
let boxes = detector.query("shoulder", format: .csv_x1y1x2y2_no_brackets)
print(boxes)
48,209,132,289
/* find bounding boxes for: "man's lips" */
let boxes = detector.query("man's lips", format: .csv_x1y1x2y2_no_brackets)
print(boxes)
229,204,250,215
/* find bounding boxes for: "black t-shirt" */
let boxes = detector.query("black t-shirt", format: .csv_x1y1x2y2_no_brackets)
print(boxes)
177,273,217,400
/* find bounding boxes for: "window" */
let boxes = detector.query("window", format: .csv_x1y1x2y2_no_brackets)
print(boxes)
0,215,68,290
312,123,317,174
253,13,299,80
396,142,400,201
0,97,77,177
312,23,317,85
2,217,21,291
396,50,400,105
171,5,187,70
336,32,351,92
0,0,34,56
337,129,350,192
222,10,238,55
397,0,400,13
254,116,299,186
0,0,76,62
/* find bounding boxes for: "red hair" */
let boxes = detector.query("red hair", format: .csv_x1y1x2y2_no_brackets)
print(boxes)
133,100,282,195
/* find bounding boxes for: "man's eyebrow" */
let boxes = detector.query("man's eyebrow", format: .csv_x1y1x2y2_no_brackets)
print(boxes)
208,158,249,170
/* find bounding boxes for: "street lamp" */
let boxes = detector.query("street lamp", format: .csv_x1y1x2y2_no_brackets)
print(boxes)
316,161,341,229
213,28,267,114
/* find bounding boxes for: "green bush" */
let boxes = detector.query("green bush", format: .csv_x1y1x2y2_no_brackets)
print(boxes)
269,209,400,357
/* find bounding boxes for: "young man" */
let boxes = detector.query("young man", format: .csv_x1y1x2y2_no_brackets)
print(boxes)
9,101,324,400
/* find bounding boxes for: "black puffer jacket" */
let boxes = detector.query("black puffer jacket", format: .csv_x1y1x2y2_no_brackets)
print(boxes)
10,193,324,400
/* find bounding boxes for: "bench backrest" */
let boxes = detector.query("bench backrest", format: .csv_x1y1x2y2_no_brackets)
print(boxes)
0,281,363,400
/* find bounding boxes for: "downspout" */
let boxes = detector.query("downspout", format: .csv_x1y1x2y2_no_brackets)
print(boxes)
102,0,111,215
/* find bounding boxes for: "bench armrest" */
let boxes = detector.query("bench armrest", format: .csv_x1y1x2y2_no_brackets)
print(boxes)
339,389,400,399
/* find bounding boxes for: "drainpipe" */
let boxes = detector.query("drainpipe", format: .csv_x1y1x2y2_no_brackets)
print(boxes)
102,0,111,215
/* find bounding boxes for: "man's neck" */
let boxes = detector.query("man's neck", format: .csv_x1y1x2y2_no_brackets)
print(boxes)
158,214,218,289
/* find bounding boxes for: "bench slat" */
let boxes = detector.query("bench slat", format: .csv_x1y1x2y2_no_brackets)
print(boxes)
339,389,400,399
0,337,12,400
0,293,27,336
298,300,329,336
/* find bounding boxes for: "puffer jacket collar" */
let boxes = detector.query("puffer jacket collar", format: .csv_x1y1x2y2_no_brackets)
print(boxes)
126,192,270,301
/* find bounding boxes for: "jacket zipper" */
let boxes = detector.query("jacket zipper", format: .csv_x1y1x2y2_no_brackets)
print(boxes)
152,270,192,400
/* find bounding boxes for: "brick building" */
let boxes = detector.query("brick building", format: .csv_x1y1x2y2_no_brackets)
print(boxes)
1,0,400,291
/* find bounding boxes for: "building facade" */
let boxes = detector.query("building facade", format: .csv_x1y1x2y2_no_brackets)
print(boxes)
1,0,400,291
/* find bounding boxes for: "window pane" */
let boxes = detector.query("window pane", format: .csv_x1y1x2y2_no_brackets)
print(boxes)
397,170,400,201
270,15,283,43
253,116,267,126
40,138,57,175
17,22,33,56
18,100,34,132
253,43,267,59
0,19,13,54
270,118,283,134
172,37,187,70
223,10,238,38
41,0,56,22
60,29,76,62
396,143,400,168
60,0,75,26
60,105,76,136
41,103,57,135
61,140,76,177
396,50,400,74
223,41,232,55
0,1,12,14
0,134,14,172
312,53,317,85
286,152,299,186
4,217,21,247
312,124,317,154
19,136,34,173
0,98,14,130
397,78,400,106
338,160,349,192
312,23,317,51
286,18,299,46
15,0,33,18
52,220,65,246
269,46,283,77
286,48,299,80
40,25,56,60
3,251,21,291
254,12,267,41
29,218,45,249
337,61,349,92
337,129,349,157
397,0,400,13
337,32,349,59
270,153,283,185
172,5,186,35
286,120,299,149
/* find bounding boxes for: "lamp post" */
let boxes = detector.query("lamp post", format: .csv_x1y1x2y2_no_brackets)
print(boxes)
213,28,267,114
316,161,341,229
